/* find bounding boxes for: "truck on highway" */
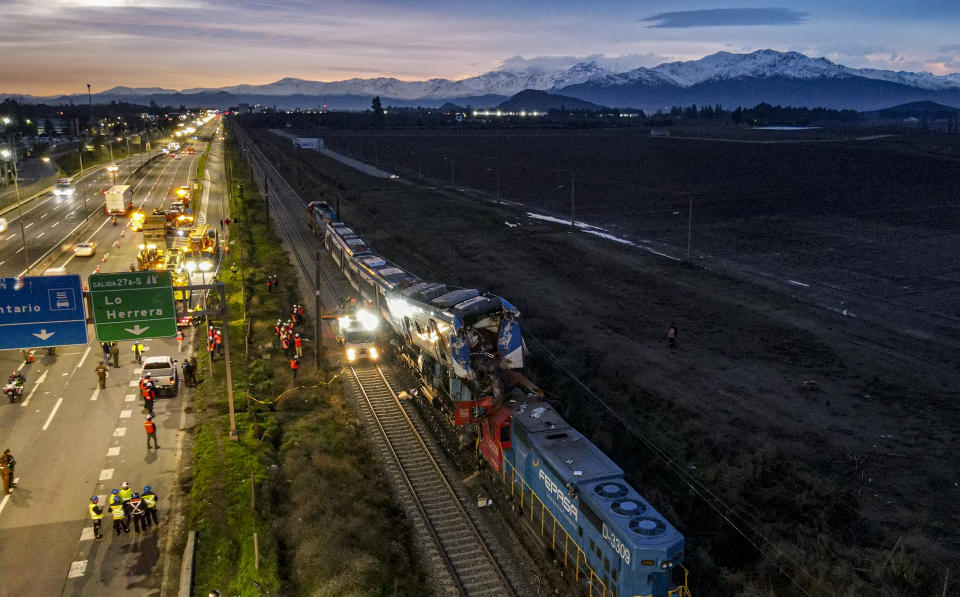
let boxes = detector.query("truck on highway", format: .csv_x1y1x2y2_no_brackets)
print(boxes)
104,185,132,215
292,137,322,150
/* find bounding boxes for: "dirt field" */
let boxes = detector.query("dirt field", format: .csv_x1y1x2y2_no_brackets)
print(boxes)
246,123,959,597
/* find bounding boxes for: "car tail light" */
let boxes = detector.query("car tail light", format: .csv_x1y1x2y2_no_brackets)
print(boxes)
169,377,175,384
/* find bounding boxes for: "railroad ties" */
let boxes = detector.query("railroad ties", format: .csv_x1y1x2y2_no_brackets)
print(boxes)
350,366,515,597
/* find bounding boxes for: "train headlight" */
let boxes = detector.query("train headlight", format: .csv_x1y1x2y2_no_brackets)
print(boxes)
369,347,379,360
346,348,357,362
660,561,673,569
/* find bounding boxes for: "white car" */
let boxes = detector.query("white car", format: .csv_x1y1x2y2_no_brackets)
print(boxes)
73,242,97,257
54,179,75,196
142,356,179,396
0,218,7,234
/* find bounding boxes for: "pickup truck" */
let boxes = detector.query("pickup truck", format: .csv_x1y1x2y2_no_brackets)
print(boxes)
142,356,179,396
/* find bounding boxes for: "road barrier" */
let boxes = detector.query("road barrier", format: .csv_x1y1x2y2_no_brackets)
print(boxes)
178,530,197,597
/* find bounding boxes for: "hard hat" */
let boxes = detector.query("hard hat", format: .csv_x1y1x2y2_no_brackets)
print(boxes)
90,496,99,503
295,333,300,337
121,481,130,489
147,414,153,420
113,496,122,504
145,373,151,378
111,488,119,495
144,485,151,493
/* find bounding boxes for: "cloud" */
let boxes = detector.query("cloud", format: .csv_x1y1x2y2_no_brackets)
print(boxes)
642,8,808,28
498,53,672,72
938,44,960,54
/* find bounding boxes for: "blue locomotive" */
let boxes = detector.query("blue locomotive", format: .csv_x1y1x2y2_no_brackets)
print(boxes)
306,200,691,597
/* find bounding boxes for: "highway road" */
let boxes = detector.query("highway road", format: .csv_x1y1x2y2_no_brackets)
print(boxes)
0,116,229,596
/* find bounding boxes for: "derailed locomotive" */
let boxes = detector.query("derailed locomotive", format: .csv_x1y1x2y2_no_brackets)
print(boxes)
308,201,690,597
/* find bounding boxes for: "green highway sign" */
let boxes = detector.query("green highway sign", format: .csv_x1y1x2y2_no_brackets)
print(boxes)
89,271,178,342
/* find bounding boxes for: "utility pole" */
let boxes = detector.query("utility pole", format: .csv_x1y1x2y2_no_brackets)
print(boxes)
570,171,575,229
217,282,239,441
686,194,693,261
314,254,324,371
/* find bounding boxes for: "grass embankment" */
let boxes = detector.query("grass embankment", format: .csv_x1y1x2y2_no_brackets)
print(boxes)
54,146,137,178
185,128,424,596
196,144,210,181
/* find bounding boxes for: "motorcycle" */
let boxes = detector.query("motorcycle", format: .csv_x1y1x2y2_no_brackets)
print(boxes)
3,372,25,403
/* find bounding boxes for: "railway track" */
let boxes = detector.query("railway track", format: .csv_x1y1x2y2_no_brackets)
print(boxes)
349,366,516,597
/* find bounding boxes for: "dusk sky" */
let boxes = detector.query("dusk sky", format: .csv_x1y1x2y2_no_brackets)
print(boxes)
3,0,960,95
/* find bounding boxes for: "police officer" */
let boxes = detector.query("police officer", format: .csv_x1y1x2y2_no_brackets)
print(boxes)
95,361,108,389
109,495,129,535
127,491,149,532
110,342,120,368
88,496,104,540
181,360,193,388
142,485,159,525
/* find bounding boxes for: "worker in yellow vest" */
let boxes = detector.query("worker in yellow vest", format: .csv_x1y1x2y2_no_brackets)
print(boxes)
88,496,104,540
109,496,129,535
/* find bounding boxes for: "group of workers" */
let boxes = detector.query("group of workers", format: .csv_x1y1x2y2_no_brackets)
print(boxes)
265,273,280,293
88,482,160,539
275,309,306,379
205,326,224,359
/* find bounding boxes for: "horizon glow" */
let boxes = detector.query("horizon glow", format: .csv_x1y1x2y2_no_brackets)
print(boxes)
2,1,959,95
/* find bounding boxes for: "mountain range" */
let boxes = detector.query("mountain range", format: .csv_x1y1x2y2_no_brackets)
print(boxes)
6,50,960,112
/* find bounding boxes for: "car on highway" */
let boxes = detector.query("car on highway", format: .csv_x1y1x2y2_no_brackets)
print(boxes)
142,356,179,396
0,218,7,234
54,178,75,196
170,152,179,159
72,241,97,257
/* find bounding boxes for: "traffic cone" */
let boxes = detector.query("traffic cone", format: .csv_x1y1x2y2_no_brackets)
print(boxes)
95,265,101,273
120,231,125,238
101,255,108,262
114,241,120,248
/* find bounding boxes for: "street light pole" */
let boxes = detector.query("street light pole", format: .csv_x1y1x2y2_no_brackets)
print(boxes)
570,171,575,229
6,147,30,272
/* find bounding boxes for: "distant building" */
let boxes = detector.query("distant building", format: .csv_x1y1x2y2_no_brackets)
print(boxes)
237,103,250,114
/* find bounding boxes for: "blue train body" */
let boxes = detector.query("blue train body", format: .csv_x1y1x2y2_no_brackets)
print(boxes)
306,200,689,597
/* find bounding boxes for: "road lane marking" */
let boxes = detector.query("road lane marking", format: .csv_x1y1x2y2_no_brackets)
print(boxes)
125,393,136,402
5,234,14,240
786,279,810,287
50,221,59,228
23,222,33,229
76,345,92,369
15,247,22,254
20,369,47,407
113,427,126,437
119,409,132,418
129,380,140,387
80,527,95,541
67,560,87,578
40,212,47,219
107,447,120,456
90,388,100,401
99,469,114,480
0,478,19,517
36,232,44,238
42,397,64,430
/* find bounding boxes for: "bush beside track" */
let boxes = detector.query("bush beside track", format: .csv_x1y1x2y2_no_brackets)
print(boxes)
184,133,424,596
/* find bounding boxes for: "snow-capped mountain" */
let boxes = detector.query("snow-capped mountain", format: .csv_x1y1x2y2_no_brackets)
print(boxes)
176,62,611,100
8,50,960,110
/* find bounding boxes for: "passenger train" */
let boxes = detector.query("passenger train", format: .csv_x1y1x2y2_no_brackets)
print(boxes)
308,200,690,597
